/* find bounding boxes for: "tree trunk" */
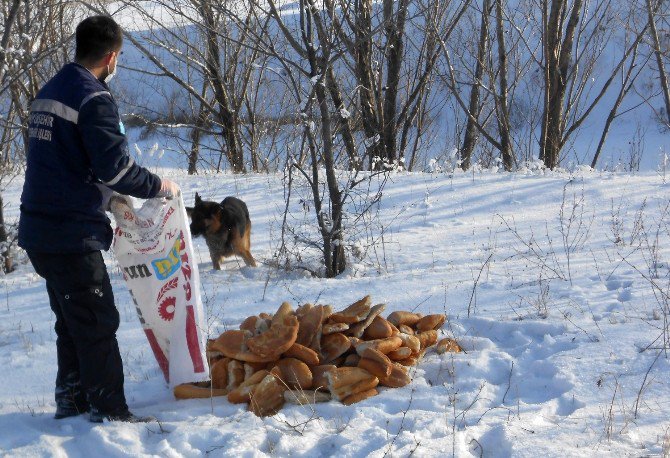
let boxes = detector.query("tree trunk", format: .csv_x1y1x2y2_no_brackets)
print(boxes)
540,0,583,169
188,80,210,175
200,1,246,173
461,0,491,170
302,0,345,277
646,0,670,127
354,0,384,169
245,93,260,173
381,0,409,166
316,79,345,277
188,126,200,176
0,0,21,83
0,195,13,274
494,0,513,171
326,66,359,169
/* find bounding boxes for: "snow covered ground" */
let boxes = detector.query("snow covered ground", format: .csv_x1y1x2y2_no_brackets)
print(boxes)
1,153,669,457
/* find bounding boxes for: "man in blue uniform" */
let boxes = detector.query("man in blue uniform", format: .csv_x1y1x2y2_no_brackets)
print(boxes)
18,15,179,423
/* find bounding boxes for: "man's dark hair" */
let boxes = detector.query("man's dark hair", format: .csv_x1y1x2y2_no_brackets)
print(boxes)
75,16,123,63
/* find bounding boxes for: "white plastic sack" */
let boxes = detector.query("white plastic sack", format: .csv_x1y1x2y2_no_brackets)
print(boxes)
110,194,209,387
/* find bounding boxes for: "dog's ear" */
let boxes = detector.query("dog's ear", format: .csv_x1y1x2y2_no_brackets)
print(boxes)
185,206,194,218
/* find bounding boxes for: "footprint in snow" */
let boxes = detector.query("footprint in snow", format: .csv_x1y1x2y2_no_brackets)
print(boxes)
539,393,587,419
617,288,632,302
448,317,581,414
472,425,513,457
605,277,633,291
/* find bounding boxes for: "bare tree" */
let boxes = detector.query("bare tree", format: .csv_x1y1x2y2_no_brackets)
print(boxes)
260,0,349,276
538,0,648,169
379,0,410,166
538,0,585,169
240,0,411,276
493,0,513,170
435,0,522,171
88,0,269,174
460,0,491,170
645,0,670,129
197,0,252,173
321,0,468,170
0,1,22,85
592,21,650,168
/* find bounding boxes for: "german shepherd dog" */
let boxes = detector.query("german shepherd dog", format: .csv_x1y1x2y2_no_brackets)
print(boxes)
186,193,257,269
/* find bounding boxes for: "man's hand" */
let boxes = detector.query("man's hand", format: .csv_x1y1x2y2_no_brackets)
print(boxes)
157,178,180,199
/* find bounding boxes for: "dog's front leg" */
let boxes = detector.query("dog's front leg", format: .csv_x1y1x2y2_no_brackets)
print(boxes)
211,253,222,270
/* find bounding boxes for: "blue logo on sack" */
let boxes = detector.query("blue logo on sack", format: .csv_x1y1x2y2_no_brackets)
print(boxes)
151,237,181,280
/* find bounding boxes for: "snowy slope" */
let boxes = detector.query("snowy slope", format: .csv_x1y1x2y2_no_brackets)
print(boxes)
104,0,670,172
1,159,669,456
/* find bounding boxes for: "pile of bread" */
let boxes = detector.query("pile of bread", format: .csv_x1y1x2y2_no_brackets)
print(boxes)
174,296,462,416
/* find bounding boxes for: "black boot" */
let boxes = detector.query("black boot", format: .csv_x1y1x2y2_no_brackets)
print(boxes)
54,404,89,419
54,374,89,419
89,407,156,423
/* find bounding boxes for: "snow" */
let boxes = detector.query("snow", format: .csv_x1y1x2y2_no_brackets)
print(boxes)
4,1,669,453
1,159,670,456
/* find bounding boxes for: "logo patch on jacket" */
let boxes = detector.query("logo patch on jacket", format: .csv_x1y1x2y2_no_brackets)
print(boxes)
29,113,54,142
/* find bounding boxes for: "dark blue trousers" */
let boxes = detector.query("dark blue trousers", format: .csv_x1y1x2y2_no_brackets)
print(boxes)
27,251,128,415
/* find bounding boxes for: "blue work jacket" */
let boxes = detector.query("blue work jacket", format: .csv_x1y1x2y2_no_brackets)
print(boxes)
19,62,161,253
